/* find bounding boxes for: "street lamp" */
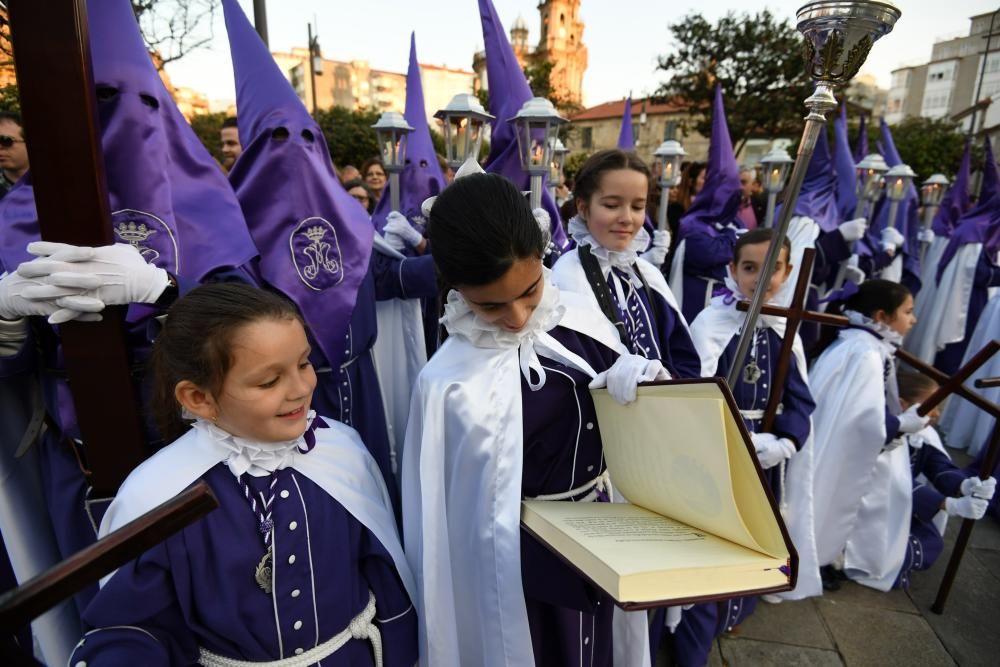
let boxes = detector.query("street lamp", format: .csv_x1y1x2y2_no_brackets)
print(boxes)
883,163,916,230
371,111,414,213
547,137,569,199
434,94,494,170
759,147,794,228
508,96,567,209
919,173,949,264
652,139,686,231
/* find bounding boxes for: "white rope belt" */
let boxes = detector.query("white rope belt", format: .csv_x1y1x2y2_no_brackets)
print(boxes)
315,353,361,374
198,591,382,667
739,405,784,421
528,470,610,503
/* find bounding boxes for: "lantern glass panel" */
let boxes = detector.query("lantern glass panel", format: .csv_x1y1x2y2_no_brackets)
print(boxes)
517,119,552,172
378,131,408,168
887,175,909,202
921,183,944,207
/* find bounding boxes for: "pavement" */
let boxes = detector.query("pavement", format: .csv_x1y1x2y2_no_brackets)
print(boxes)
656,449,1000,667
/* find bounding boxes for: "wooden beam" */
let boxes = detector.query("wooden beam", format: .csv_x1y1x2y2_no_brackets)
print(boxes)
975,377,1000,389
895,349,1000,418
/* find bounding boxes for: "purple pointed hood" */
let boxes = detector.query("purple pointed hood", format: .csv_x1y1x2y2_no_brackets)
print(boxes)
0,0,258,279
371,33,447,236
854,113,869,163
478,0,566,248
931,141,972,237
679,85,741,235
869,120,920,262
617,97,635,150
833,104,858,220
937,139,1000,279
222,0,373,371
777,126,840,232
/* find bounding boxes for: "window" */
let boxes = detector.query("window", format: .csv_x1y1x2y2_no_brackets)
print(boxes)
663,121,678,140
582,127,593,149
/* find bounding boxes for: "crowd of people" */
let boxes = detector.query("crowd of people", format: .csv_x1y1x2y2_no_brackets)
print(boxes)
1,1,999,666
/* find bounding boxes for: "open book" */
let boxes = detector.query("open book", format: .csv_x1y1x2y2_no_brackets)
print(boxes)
521,378,796,609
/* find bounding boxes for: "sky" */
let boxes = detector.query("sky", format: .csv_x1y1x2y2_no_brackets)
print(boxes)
164,0,1000,110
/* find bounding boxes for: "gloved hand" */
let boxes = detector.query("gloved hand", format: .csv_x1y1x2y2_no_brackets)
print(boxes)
0,270,100,324
961,476,997,500
842,254,866,284
897,404,930,435
945,495,989,520
383,211,424,249
18,242,169,309
532,208,553,254
640,229,670,267
917,228,935,244
838,218,867,242
589,354,670,405
880,227,904,255
750,432,796,469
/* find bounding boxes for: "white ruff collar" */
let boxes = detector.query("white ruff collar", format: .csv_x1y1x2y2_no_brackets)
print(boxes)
568,215,650,272
188,410,318,478
845,310,904,348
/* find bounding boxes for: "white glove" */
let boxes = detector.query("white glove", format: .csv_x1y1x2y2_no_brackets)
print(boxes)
880,227,904,255
838,218,867,242
532,208,553,254
750,432,796,469
18,242,169,309
881,436,907,454
961,476,997,501
897,404,931,435
640,229,670,267
0,270,101,324
383,211,424,249
918,228,935,244
589,354,670,405
945,495,989,520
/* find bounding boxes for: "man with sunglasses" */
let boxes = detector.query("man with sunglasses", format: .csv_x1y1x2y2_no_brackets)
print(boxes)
0,111,28,197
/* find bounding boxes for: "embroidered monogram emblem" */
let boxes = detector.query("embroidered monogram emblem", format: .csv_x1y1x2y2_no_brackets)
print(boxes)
290,217,344,291
111,209,179,273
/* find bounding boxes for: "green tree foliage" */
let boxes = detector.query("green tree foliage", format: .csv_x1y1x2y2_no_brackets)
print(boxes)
851,117,980,184
313,106,381,170
654,11,814,154
564,151,591,183
0,84,20,113
188,111,227,164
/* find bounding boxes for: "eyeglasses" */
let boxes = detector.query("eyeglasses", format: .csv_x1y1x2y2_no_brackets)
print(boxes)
0,135,24,148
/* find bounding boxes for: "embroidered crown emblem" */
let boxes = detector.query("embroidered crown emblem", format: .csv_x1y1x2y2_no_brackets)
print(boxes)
304,225,328,243
115,221,157,243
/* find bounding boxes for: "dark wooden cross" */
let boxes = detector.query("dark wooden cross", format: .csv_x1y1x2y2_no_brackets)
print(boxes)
9,0,147,496
975,377,1000,389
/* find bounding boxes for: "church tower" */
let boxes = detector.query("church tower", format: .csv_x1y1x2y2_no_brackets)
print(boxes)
536,0,587,105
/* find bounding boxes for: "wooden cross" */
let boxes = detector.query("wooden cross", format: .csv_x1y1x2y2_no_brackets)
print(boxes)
976,377,1000,389
9,0,147,495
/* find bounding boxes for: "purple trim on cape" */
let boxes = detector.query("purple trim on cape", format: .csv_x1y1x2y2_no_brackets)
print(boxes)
371,33,447,236
223,0,373,371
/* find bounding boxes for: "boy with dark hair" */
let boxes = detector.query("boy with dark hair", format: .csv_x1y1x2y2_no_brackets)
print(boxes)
0,111,28,196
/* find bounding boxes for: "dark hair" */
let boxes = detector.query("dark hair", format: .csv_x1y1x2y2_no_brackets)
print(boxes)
151,282,302,442
342,178,375,213
428,172,543,287
361,157,386,179
733,228,792,264
811,279,912,359
0,111,24,138
572,149,651,207
897,368,938,404
221,116,238,129
677,161,706,210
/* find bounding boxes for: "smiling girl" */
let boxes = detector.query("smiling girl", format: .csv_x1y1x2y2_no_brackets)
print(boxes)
69,283,417,667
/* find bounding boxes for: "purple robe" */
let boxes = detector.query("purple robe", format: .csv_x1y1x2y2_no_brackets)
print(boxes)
68,463,416,666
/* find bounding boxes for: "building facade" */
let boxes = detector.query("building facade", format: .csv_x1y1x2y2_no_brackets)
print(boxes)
472,0,588,107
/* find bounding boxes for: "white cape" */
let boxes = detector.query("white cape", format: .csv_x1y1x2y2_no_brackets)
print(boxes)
791,328,896,571
100,417,414,602
688,293,822,600
400,286,651,667
904,242,981,364
371,233,428,476
939,292,1000,455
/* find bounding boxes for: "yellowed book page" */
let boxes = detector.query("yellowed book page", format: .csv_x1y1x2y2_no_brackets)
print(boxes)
592,390,762,553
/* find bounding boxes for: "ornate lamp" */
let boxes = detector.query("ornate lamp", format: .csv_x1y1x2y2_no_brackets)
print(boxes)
918,173,949,263
508,96,567,209
727,0,901,389
883,162,916,229
371,111,414,212
547,137,569,199
759,147,794,228
854,152,889,218
434,94,494,170
652,139,686,231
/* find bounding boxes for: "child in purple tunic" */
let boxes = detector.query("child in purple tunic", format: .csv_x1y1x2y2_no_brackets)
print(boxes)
552,149,701,380
69,283,416,667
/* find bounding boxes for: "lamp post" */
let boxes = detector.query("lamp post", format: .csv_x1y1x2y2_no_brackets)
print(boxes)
508,96,567,210
371,111,414,213
883,163,916,230
726,0,900,390
919,173,949,264
434,94,494,170
307,23,322,114
548,137,569,200
652,139,686,231
759,147,794,228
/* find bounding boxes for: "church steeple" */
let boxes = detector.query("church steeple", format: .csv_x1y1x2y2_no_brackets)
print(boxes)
536,0,587,105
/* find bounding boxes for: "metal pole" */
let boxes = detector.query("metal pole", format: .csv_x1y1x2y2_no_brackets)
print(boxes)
530,173,543,210
657,183,670,231
886,198,901,230
919,204,938,266
389,171,401,213
726,84,837,389
969,9,1000,137
253,0,269,46
308,23,318,115
853,194,866,220
763,191,777,228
